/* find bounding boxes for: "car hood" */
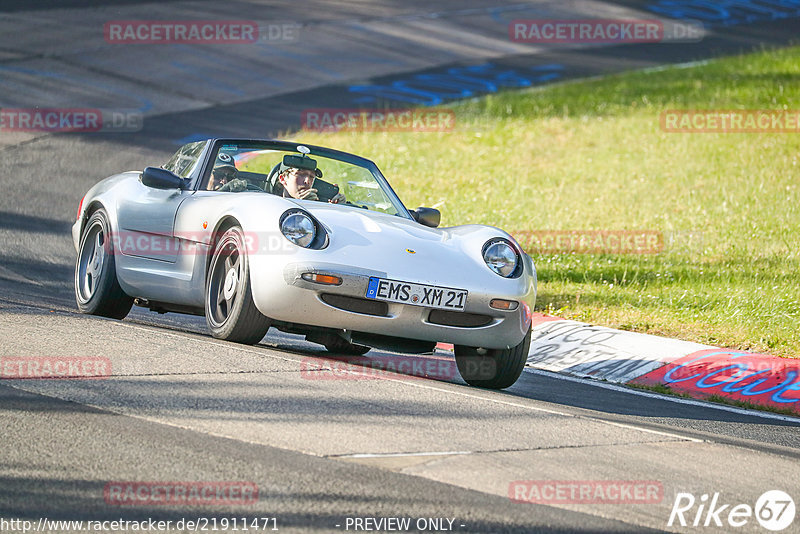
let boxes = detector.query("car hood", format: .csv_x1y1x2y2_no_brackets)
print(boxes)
300,202,515,286
175,192,524,288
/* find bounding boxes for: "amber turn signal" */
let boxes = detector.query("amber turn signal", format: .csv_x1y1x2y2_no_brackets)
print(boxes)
489,299,519,311
301,273,343,286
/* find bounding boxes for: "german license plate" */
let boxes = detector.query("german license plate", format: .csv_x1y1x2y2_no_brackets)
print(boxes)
366,277,467,311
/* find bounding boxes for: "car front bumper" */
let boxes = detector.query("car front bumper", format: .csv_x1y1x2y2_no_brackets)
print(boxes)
249,257,536,350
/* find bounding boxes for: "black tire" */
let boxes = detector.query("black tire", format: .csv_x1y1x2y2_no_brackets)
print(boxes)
323,335,370,356
74,209,133,319
205,226,271,344
454,328,531,389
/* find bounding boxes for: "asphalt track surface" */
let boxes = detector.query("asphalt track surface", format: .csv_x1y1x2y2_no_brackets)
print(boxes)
1,1,800,532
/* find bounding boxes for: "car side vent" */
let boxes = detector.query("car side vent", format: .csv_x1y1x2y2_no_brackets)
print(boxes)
321,294,389,317
428,309,492,328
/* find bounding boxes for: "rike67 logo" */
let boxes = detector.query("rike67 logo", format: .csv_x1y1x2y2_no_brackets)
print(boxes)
668,490,795,531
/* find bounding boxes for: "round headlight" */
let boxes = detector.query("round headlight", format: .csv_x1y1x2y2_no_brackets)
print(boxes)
281,212,316,248
483,240,518,277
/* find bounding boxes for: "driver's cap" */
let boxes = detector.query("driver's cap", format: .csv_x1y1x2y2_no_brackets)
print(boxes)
213,152,237,171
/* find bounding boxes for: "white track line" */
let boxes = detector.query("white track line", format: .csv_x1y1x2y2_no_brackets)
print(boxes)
374,374,703,443
337,451,473,459
525,368,800,424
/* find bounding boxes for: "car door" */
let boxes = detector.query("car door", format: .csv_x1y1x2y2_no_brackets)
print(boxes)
115,141,207,263
111,141,212,304
116,181,190,263
113,141,207,269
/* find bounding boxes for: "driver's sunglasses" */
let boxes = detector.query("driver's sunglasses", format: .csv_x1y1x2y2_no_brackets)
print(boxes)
214,169,236,180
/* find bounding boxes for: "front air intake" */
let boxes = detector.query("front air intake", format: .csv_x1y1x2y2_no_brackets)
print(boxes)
427,309,492,327
320,294,389,317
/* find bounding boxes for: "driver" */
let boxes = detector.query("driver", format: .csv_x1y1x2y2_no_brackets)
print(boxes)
208,153,248,192
277,157,345,204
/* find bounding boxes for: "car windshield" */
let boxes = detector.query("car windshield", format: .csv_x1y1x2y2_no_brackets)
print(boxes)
164,140,205,178
204,142,408,218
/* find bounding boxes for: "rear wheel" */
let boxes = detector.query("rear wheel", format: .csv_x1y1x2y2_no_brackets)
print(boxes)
205,226,271,344
74,209,133,319
454,328,531,389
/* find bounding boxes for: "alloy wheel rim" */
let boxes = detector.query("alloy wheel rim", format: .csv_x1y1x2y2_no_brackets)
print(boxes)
208,234,242,327
77,222,105,303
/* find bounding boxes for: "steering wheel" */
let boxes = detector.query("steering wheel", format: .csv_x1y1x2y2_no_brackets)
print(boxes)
266,162,281,184
265,163,282,194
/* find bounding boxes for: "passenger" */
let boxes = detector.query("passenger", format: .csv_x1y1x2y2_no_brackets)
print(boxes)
277,157,345,204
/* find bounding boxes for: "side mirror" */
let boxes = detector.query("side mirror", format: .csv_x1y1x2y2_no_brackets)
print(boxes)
141,167,185,190
411,207,440,228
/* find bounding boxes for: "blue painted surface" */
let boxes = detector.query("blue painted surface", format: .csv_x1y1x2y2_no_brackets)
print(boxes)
646,0,800,27
661,350,800,404
347,63,564,106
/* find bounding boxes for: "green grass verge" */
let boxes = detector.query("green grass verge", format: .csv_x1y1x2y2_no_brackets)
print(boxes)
628,382,693,399
287,45,800,358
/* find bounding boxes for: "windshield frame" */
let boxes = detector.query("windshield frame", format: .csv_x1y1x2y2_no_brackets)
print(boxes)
198,138,414,220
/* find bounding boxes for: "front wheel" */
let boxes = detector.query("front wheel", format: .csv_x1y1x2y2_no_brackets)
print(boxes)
454,329,531,389
74,209,133,319
205,226,271,344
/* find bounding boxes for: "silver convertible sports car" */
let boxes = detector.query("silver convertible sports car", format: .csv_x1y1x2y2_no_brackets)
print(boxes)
73,139,536,389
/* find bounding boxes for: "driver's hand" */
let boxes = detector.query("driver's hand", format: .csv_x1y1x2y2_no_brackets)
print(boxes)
220,178,247,192
230,179,247,192
299,188,319,201
329,192,346,204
